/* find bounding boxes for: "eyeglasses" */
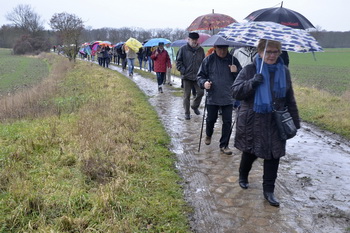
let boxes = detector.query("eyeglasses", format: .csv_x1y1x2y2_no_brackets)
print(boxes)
265,50,280,55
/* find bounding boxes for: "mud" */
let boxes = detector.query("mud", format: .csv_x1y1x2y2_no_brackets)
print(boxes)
107,63,350,233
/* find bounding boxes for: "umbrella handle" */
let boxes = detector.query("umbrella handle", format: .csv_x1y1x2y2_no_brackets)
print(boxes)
259,40,268,74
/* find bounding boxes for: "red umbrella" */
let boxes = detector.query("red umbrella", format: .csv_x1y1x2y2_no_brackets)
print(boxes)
187,10,237,31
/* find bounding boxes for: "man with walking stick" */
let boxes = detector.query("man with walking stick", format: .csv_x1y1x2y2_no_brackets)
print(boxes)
197,44,242,154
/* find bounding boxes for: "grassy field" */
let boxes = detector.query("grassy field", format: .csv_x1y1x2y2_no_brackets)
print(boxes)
0,49,50,94
0,51,191,232
289,48,350,95
288,48,350,137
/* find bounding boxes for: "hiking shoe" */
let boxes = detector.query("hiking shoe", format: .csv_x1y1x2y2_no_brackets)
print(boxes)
158,86,163,93
191,107,201,115
220,147,233,155
205,136,211,145
185,114,191,120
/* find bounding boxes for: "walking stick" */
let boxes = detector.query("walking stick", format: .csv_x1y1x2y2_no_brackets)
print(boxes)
198,91,208,152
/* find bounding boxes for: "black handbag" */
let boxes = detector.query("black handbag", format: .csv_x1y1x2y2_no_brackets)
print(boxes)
273,107,297,140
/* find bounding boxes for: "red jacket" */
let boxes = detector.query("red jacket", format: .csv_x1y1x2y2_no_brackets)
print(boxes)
151,48,171,72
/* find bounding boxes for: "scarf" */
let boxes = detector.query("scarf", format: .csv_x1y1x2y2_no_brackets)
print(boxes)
253,55,286,113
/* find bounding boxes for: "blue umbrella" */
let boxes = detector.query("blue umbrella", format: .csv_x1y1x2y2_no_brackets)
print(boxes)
143,38,171,47
115,42,125,49
171,39,187,47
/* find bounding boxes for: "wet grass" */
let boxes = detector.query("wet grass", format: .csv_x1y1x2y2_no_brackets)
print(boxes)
0,51,192,232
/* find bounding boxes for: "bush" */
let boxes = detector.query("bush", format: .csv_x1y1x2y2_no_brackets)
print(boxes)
13,35,51,55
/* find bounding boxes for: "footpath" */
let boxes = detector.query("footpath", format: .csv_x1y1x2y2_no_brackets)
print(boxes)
104,62,349,233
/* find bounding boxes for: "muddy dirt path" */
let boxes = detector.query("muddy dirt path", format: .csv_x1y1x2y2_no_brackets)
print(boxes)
107,64,350,233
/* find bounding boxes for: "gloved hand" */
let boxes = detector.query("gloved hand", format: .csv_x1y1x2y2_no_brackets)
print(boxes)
252,74,264,87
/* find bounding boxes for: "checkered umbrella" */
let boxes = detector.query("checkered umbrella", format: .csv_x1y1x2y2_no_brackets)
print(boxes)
218,21,323,53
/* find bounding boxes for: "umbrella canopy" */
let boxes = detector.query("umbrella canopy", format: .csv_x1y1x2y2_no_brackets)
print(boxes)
99,41,112,47
244,2,315,29
197,33,211,44
91,43,100,52
171,39,187,47
218,21,323,53
114,42,125,49
125,37,143,52
143,38,171,47
200,35,244,47
187,10,237,31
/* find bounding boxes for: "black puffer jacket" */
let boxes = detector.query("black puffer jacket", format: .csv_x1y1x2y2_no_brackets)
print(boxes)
176,43,205,81
197,52,242,106
232,62,300,159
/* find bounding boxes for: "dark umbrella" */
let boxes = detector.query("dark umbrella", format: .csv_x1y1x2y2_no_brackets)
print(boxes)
171,39,187,47
244,1,315,29
187,9,237,33
200,35,244,47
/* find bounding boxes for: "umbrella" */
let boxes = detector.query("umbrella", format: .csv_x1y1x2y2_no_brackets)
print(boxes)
218,21,323,53
244,2,315,29
200,35,244,47
115,42,125,49
143,38,171,47
187,9,237,31
171,39,187,47
99,41,112,47
125,37,143,52
196,33,211,44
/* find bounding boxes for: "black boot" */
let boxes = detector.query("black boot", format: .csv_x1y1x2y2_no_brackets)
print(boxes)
238,176,249,189
263,192,280,207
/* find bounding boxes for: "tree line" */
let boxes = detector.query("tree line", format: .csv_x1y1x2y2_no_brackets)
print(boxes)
0,4,188,58
0,4,349,57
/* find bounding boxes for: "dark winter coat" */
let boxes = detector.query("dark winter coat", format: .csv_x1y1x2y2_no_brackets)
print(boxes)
176,43,205,81
197,52,242,106
232,62,300,159
151,49,171,73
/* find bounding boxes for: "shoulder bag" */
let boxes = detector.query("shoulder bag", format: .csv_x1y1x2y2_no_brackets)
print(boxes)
273,107,297,140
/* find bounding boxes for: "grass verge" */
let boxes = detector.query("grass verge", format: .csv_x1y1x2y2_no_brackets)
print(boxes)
0,54,191,232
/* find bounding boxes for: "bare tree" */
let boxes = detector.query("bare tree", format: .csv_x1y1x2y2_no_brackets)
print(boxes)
6,4,44,36
49,12,84,61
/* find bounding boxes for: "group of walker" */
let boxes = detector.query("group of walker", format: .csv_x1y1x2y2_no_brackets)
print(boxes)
81,32,300,207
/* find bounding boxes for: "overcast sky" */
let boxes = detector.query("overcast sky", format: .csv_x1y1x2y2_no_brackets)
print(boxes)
1,0,349,32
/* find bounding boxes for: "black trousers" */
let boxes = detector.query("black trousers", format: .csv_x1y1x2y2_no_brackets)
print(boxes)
206,104,233,148
239,152,280,193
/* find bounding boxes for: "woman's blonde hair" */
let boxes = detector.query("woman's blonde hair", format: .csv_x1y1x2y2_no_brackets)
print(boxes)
257,39,282,53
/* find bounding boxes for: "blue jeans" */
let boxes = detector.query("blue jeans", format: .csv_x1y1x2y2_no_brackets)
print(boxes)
206,104,233,148
138,58,143,69
156,72,165,86
147,57,153,72
127,58,135,75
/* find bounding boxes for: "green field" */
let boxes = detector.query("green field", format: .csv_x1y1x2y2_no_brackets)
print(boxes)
0,49,49,94
289,48,350,95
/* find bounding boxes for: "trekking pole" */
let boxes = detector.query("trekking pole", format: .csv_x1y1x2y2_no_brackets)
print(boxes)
198,91,208,152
